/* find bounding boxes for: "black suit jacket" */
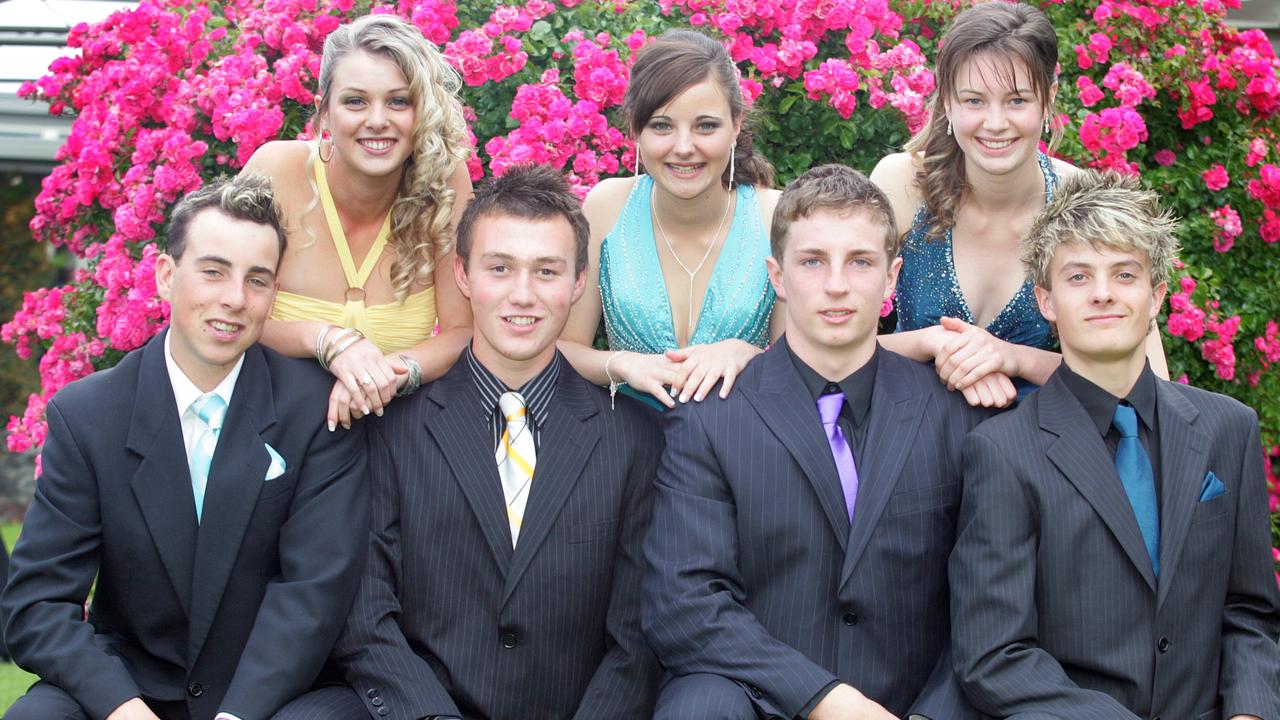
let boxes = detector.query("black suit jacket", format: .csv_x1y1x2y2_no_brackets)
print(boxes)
643,339,991,719
951,370,1280,719
333,355,662,720
1,330,368,720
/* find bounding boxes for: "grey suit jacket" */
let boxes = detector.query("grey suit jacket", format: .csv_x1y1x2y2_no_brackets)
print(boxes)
333,354,662,720
644,339,990,720
951,370,1280,720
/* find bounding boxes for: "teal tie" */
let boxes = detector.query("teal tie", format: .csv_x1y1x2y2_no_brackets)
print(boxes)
1113,403,1159,577
189,393,226,522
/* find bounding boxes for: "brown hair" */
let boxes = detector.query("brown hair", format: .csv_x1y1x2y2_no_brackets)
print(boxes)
167,174,286,265
771,164,899,259
905,2,1061,240
456,165,590,277
622,29,774,189
315,14,472,300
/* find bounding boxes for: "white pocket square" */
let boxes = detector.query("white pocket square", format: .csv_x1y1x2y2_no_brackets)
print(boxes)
264,443,287,481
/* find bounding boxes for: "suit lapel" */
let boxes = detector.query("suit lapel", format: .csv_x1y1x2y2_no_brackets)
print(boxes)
1040,374,1157,593
188,345,275,662
1153,381,1207,610
126,331,198,618
840,351,927,587
741,341,849,550
426,362,514,574
501,369,599,607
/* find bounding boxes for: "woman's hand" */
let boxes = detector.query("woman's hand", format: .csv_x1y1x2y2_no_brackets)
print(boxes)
325,338,403,429
665,339,763,403
933,316,1020,391
610,351,684,409
957,371,1017,408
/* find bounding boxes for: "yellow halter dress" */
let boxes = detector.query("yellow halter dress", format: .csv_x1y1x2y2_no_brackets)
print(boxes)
270,161,438,354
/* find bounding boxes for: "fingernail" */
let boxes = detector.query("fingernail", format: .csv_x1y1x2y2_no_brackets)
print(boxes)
679,393,688,403
328,422,336,432
362,406,371,415
375,408,384,417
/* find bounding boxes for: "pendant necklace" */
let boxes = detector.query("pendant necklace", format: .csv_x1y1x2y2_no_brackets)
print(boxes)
652,186,733,343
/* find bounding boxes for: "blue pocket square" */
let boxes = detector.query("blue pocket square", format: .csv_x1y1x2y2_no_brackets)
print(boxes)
1200,471,1225,501
264,443,287,481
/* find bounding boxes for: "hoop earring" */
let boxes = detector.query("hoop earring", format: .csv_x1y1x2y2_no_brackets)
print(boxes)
728,145,736,190
946,119,953,136
318,131,334,163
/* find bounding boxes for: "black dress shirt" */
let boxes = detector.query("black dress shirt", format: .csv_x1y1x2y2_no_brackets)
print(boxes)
464,344,560,452
1058,360,1163,502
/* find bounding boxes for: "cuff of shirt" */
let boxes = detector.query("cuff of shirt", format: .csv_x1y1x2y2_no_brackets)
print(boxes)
797,680,841,719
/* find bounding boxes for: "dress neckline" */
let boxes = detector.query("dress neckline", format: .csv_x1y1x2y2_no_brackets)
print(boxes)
314,160,393,296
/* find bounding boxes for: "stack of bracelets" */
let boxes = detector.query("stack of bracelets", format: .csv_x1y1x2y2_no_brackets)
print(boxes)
313,325,423,398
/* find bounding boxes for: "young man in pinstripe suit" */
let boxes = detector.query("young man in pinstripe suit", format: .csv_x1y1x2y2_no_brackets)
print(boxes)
273,164,662,720
951,170,1280,720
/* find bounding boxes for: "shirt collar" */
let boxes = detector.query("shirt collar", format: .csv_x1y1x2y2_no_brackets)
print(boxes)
1057,360,1157,436
164,329,244,418
464,344,560,429
787,341,879,428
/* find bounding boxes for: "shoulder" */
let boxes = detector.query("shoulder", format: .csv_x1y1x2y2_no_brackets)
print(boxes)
754,186,781,226
1161,378,1258,428
880,349,996,423
869,152,923,229
1048,156,1082,183
582,177,637,240
241,140,311,180
259,343,337,415
49,344,146,418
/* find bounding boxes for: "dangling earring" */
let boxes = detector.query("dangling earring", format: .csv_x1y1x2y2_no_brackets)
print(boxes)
1043,117,1051,135
728,145,736,190
635,147,644,177
318,130,334,163
946,119,953,136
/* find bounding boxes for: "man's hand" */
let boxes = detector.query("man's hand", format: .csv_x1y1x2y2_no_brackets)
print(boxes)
1228,716,1263,720
106,698,162,720
809,683,898,719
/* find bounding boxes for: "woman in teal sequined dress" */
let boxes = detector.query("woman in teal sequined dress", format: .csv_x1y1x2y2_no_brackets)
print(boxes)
560,31,782,410
871,2,1166,407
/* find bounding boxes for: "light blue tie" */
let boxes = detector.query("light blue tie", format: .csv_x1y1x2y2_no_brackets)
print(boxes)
189,393,226,522
1113,403,1159,577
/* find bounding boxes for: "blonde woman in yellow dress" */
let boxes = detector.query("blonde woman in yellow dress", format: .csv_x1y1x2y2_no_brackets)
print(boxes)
242,14,473,429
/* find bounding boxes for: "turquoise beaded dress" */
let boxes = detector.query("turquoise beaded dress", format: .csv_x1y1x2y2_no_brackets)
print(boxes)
599,175,775,410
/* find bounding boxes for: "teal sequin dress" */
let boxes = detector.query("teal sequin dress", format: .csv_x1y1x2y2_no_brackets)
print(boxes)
599,175,775,410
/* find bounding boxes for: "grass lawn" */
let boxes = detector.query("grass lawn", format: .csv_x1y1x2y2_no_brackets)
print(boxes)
0,522,31,711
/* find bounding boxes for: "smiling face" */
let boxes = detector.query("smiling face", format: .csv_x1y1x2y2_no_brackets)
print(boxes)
945,52,1053,179
455,213,586,388
1034,242,1166,371
635,76,740,200
316,49,416,179
156,209,280,392
767,209,901,378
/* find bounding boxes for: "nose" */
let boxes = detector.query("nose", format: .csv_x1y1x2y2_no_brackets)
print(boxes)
823,265,849,296
366,102,389,129
509,269,536,305
1089,277,1115,305
221,277,248,310
672,128,695,155
982,104,1009,131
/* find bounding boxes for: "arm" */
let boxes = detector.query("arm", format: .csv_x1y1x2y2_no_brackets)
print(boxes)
333,421,461,720
572,419,663,719
0,401,142,719
950,432,1140,718
642,405,838,719
1219,412,1280,720
217,408,369,719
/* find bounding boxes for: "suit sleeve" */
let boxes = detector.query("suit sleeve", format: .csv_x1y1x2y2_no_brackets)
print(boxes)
643,404,838,719
334,419,461,720
1219,411,1280,720
572,413,663,719
1,400,141,719
950,431,1141,719
218,412,369,719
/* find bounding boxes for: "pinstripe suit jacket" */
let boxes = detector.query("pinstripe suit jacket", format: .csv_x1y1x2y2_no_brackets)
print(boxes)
643,339,991,720
333,354,663,720
950,370,1280,720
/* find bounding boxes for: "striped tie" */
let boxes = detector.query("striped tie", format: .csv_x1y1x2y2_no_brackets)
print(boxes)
189,393,226,522
496,391,535,546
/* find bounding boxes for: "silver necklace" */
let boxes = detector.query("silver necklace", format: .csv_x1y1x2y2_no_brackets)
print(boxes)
651,186,733,342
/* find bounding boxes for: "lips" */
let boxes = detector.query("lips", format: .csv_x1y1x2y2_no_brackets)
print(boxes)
358,138,396,153
819,309,854,323
976,137,1015,150
504,315,539,327
206,319,243,340
666,163,705,178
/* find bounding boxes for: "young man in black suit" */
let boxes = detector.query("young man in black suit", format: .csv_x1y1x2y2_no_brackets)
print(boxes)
644,164,989,720
275,164,662,720
951,170,1280,719
2,175,368,720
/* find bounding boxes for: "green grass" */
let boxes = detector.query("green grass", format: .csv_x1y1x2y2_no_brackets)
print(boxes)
0,522,30,711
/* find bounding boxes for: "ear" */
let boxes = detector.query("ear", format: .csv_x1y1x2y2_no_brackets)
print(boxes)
1034,283,1056,324
453,253,471,300
570,266,587,305
884,255,903,301
1150,279,1168,320
155,253,176,304
765,255,786,302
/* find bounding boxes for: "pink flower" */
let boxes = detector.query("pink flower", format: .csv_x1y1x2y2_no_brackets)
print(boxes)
1154,149,1176,166
1202,164,1230,191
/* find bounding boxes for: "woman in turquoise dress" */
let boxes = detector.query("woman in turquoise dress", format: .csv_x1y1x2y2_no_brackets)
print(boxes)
560,30,782,410
871,2,1166,407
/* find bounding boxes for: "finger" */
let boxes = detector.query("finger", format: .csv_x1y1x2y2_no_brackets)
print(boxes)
939,315,970,332
974,378,995,407
679,365,709,403
665,348,690,363
719,366,739,399
644,380,677,409
327,382,349,432
672,358,698,392
960,384,982,407
941,344,985,387
949,355,999,390
693,366,721,402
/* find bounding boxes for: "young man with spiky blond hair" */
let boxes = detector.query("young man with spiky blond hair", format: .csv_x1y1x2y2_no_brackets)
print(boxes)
951,170,1280,720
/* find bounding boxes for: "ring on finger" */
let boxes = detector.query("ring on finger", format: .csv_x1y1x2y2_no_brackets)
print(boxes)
359,373,375,386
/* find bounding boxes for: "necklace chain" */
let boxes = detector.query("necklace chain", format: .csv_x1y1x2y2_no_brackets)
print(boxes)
651,186,733,343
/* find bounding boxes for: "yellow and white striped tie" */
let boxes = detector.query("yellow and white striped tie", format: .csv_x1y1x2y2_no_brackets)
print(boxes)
496,391,535,546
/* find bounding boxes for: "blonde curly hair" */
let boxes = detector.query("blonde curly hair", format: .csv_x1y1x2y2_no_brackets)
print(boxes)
904,2,1061,241
314,14,472,300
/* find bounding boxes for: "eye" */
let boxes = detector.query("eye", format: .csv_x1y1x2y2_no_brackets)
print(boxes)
647,120,672,132
851,258,872,268
697,120,722,132
249,276,271,289
389,96,412,109
1067,272,1087,282
201,268,223,278
490,264,509,274
1009,97,1028,106
537,267,559,278
800,257,822,268
963,97,983,106
1117,271,1137,281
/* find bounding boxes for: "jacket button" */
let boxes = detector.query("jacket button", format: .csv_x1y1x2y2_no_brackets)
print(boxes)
748,684,762,699
371,697,384,707
367,689,379,699
1157,637,1170,652
187,682,203,697
376,708,389,717
501,631,519,648
842,612,858,626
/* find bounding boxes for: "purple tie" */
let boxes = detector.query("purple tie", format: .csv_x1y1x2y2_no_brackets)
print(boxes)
817,392,859,523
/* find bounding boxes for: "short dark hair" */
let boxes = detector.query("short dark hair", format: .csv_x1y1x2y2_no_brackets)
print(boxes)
455,164,589,276
771,164,899,259
165,174,287,263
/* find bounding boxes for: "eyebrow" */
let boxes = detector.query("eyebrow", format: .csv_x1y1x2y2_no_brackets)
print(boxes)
1058,259,1145,273
481,251,568,266
648,113,725,121
338,85,411,95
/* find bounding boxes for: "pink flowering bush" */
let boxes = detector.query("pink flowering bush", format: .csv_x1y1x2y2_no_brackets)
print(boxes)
8,0,1280,556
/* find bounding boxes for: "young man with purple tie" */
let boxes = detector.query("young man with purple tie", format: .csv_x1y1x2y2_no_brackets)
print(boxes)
951,170,1280,719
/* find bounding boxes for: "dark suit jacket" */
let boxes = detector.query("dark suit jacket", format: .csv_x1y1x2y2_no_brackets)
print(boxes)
643,339,991,720
1,330,368,720
951,370,1280,720
333,355,663,720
